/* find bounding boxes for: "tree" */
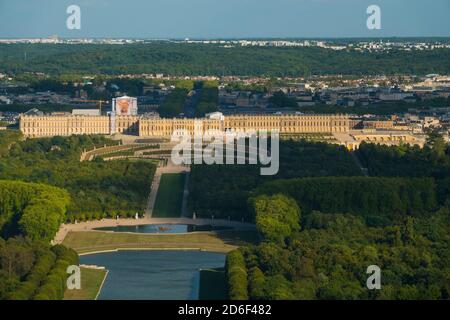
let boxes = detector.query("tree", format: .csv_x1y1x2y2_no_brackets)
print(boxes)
252,194,300,243
268,91,297,108
226,250,248,300
0,238,34,278
426,130,447,161
159,89,188,118
292,279,316,300
248,267,265,299
264,275,295,300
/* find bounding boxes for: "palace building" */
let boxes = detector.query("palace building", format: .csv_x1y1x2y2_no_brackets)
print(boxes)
19,96,350,138
20,112,350,138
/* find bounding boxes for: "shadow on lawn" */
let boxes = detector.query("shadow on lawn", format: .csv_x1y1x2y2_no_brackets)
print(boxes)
214,230,260,247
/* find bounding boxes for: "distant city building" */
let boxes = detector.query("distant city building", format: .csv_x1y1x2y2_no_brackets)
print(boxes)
0,96,12,104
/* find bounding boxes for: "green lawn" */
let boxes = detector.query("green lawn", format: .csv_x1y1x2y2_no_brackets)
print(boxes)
62,230,259,254
64,267,107,300
153,173,186,218
199,268,227,300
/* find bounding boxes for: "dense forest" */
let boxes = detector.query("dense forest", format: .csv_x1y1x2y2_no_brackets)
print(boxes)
0,180,69,241
0,178,78,300
0,131,157,300
0,238,78,300
0,132,155,220
186,135,450,299
187,140,362,220
225,133,450,300
227,202,449,300
257,177,438,226
1,43,450,76
356,136,450,206
357,137,450,179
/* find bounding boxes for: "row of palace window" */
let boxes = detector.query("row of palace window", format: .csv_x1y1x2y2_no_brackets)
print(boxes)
225,121,335,127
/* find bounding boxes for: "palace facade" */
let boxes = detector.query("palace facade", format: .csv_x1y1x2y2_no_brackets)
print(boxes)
20,113,350,138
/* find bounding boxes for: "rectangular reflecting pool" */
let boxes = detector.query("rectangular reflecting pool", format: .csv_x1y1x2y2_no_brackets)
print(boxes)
80,250,226,300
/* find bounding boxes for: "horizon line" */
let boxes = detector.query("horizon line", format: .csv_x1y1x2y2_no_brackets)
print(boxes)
1,36,450,41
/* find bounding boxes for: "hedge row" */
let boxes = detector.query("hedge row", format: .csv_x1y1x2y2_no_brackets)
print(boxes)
226,250,248,300
258,177,438,219
34,245,79,300
66,210,141,223
248,266,266,300
7,245,78,300
7,250,56,300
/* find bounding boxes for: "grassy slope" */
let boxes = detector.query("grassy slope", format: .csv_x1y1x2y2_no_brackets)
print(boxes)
153,173,186,218
64,267,107,300
62,230,259,254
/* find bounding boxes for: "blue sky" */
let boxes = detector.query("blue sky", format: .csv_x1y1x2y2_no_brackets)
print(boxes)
0,0,449,38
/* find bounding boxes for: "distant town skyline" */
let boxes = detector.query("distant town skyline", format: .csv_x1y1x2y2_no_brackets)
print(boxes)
0,0,449,39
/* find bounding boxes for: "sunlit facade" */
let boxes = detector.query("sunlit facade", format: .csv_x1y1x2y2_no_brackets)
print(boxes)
20,114,350,138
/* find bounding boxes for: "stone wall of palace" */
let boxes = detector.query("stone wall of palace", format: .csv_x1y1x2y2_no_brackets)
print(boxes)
222,114,349,134
20,115,111,137
138,114,350,137
114,115,140,134
20,114,350,138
